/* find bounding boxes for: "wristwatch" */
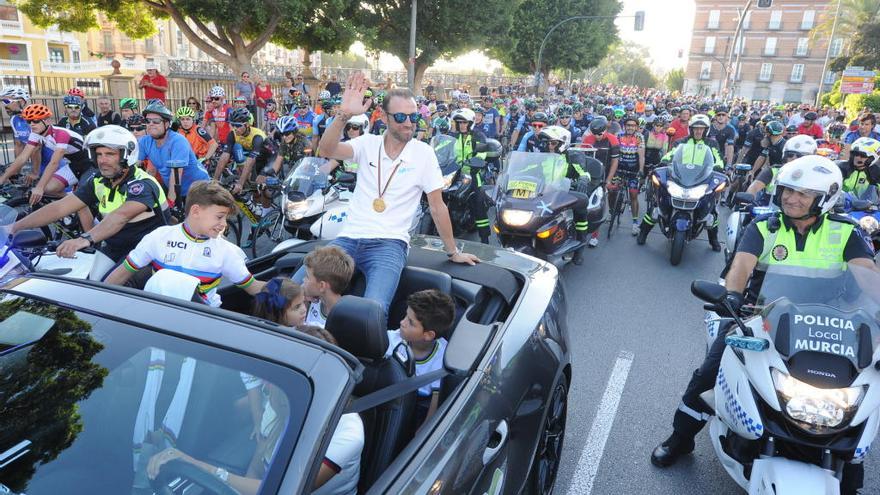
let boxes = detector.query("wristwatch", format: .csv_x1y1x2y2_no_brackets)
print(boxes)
79,232,95,247
215,467,229,482
446,247,462,258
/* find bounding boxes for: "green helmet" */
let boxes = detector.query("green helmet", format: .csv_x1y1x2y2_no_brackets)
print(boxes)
767,120,785,136
572,102,583,112
175,106,196,119
120,98,139,110
613,108,625,119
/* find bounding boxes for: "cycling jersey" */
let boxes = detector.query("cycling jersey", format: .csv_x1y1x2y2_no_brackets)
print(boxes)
97,111,122,127
742,128,766,165
57,116,96,136
205,104,232,142
481,107,500,138
581,132,620,174
178,125,215,159
27,125,89,163
138,131,211,196
616,133,644,173
797,123,823,139
123,223,255,307
10,114,30,144
760,137,786,166
293,110,316,136
224,127,276,162
707,123,737,161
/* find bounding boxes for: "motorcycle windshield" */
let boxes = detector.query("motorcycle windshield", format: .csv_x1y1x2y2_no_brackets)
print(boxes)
431,134,459,175
669,144,716,187
0,205,17,243
501,152,571,200
757,262,880,372
284,157,329,196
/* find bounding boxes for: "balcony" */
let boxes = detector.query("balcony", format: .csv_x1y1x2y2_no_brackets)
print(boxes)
699,71,711,80
45,26,78,44
764,47,776,56
0,58,31,72
790,75,804,83
758,73,773,82
768,21,781,30
41,60,108,73
0,19,23,35
793,48,810,58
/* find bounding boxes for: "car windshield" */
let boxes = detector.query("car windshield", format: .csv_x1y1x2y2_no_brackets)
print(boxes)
0,295,311,495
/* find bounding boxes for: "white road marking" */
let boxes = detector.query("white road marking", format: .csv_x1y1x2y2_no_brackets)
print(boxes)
567,350,635,495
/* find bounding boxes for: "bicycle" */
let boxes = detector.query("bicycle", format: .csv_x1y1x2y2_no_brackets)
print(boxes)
605,171,639,239
2,182,85,242
224,176,289,258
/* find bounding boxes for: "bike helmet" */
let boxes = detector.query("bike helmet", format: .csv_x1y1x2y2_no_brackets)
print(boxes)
0,86,29,103
126,114,146,128
782,134,818,159
537,125,571,153
63,95,83,107
374,92,386,105
547,114,558,125
715,105,729,114
760,113,774,124
509,103,519,113
209,86,226,98
119,98,139,110
229,107,252,124
233,95,248,104
276,116,298,134
645,104,654,112
624,103,634,112
572,102,583,112
436,103,448,113
803,111,818,121
84,124,139,167
766,120,785,136
320,98,334,109
623,116,640,126
346,114,370,133
142,102,173,121
318,90,331,100
589,116,608,134
457,92,470,103
613,108,625,119
524,100,538,111
785,124,798,134
21,103,52,121
827,123,847,139
473,105,485,115
436,119,451,133
175,105,196,119
851,137,880,167
771,156,842,216
265,98,276,107
67,87,85,99
531,112,549,126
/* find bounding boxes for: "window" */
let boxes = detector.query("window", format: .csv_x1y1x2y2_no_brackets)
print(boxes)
829,38,843,57
72,49,80,64
801,10,815,30
48,47,64,64
759,63,773,81
144,37,154,52
796,38,809,56
769,10,782,29
708,9,720,29
790,64,804,82
742,10,751,30
102,32,113,52
764,37,777,56
824,71,837,84
0,5,18,21
700,61,712,80
704,36,716,54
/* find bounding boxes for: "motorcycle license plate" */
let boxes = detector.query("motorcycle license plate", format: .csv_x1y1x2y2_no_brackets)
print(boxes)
508,180,537,199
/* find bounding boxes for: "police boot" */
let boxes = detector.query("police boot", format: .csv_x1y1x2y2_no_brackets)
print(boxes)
636,221,652,245
478,226,491,245
572,232,588,265
707,226,722,252
650,431,695,468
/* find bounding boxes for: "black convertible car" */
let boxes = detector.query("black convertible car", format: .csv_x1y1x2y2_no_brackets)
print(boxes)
0,237,571,495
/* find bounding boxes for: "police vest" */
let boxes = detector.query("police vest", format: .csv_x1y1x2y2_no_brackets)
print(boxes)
93,167,167,221
843,169,870,197
765,167,780,195
756,213,851,272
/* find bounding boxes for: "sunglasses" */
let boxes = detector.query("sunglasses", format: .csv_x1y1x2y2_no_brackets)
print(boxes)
26,119,44,125
230,122,246,128
129,125,146,132
211,97,222,101
65,105,81,110
391,112,420,124
344,124,364,131
282,130,297,136
145,117,165,124
1,98,13,105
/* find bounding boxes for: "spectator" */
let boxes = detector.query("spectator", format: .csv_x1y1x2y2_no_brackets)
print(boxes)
254,75,273,127
281,77,295,113
325,73,342,97
96,96,122,127
479,80,489,97
235,71,256,116
185,97,204,125
293,74,310,95
424,79,435,97
842,114,880,160
138,63,168,103
385,76,395,90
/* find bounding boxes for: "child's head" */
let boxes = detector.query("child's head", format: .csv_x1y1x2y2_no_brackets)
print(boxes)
295,324,338,345
253,278,306,326
184,181,237,238
302,246,355,299
400,289,455,344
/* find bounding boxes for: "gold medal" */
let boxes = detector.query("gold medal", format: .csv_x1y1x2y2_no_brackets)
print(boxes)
374,140,403,215
373,197,386,213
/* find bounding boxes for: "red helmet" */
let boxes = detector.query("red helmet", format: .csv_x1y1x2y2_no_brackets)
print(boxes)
21,103,52,121
67,87,85,98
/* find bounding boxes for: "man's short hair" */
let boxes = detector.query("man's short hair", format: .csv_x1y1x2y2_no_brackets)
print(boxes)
184,180,237,216
861,114,877,125
303,246,355,295
382,87,416,113
407,289,455,340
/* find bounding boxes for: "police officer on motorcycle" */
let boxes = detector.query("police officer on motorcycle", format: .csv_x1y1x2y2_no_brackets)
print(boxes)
746,134,818,199
838,136,880,201
451,108,492,244
651,156,875,495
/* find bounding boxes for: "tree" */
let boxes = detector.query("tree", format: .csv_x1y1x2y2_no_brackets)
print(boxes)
14,0,359,75
665,68,686,92
829,21,880,72
491,0,621,82
355,0,515,91
581,43,658,88
810,0,880,53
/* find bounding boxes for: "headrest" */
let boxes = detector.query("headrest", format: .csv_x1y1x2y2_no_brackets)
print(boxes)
144,269,200,301
398,267,452,296
326,296,388,360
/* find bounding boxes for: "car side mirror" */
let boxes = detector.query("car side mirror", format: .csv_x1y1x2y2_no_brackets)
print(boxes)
733,192,754,205
691,280,726,304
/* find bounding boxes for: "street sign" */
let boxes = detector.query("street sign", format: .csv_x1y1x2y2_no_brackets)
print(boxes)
756,0,772,8
840,67,877,95
634,11,645,31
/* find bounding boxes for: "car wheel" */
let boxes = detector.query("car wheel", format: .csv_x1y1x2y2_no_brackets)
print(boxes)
527,374,568,495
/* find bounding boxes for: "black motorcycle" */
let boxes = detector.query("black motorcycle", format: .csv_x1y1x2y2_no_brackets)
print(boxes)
647,149,728,265
489,151,606,266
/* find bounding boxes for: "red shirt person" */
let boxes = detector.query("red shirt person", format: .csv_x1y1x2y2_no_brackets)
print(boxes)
138,64,168,103
668,108,691,142
797,111,823,139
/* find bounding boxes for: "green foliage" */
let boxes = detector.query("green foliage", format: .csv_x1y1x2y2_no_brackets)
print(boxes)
584,43,657,88
843,91,880,119
665,68,685,92
491,0,621,76
830,21,880,72
321,50,371,69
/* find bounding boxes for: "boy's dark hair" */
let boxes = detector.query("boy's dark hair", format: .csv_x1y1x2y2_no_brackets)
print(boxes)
861,114,877,125
303,246,355,295
185,180,237,216
382,87,415,113
296,324,338,345
407,289,455,340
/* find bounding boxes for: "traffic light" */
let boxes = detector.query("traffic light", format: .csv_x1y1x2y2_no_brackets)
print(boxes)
634,11,645,31
756,0,772,8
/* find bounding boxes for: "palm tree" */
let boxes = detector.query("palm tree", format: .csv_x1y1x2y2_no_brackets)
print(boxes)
810,0,880,54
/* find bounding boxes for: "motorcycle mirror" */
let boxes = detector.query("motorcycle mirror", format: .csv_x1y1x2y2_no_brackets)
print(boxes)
468,157,487,169
481,184,496,201
691,280,726,304
473,142,490,154
733,192,754,205
336,172,356,184
850,199,872,211
12,229,47,249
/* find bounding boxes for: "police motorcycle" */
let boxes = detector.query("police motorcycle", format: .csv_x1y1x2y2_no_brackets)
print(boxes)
648,145,728,265
279,157,356,240
724,163,754,208
837,189,880,255
488,147,605,267
692,261,880,495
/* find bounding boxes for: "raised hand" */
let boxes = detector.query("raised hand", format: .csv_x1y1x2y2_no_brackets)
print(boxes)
339,72,371,116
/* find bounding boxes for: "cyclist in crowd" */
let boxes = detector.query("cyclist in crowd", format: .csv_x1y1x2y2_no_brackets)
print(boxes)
581,116,619,248
119,98,140,123
205,86,232,143
58,95,97,136
1,86,32,156
269,116,309,177
750,120,787,180
706,106,737,167
176,106,218,163
213,107,277,195
612,115,646,236
746,134,818,199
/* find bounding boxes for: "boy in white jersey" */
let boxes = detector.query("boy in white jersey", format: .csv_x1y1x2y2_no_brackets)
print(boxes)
105,181,265,304
385,289,455,426
302,246,355,328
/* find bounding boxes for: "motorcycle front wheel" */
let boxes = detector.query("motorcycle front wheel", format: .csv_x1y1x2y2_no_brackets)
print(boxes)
670,229,686,266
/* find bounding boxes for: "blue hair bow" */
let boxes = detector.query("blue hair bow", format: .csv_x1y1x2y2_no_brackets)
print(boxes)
255,278,286,312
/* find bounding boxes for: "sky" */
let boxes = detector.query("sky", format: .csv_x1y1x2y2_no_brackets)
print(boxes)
348,0,695,75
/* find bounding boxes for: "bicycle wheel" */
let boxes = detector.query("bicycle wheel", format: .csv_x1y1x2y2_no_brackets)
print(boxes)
226,214,243,245
5,197,55,240
251,209,290,258
606,189,624,239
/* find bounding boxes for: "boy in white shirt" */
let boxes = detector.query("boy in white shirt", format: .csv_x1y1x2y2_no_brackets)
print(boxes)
302,246,356,328
105,181,265,304
385,289,455,426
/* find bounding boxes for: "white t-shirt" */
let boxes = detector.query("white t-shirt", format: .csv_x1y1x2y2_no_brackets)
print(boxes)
305,299,328,328
343,134,444,244
123,224,255,307
385,329,447,397
312,413,364,495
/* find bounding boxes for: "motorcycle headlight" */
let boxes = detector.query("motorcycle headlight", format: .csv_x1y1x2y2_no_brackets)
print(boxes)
284,199,311,221
859,216,879,235
666,182,708,200
501,209,533,227
772,369,865,431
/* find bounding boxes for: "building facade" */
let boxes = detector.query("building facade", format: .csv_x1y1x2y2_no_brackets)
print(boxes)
684,0,843,103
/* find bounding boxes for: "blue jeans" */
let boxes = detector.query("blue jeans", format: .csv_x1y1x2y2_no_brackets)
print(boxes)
292,237,407,315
